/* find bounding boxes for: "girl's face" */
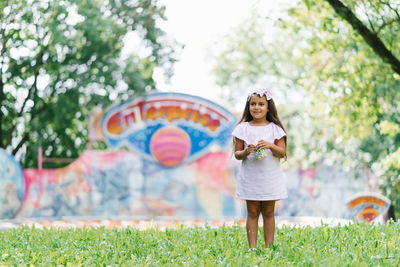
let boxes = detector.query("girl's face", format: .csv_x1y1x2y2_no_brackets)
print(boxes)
249,94,268,121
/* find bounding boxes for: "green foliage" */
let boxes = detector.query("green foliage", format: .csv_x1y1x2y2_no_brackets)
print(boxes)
288,0,400,217
212,0,400,215
0,0,179,167
379,120,399,138
0,223,399,265
282,0,400,142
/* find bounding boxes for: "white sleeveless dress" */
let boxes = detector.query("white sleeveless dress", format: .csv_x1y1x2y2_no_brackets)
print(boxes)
232,122,287,201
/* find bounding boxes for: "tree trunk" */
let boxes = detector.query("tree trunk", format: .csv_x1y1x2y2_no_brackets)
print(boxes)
386,204,396,222
325,0,400,75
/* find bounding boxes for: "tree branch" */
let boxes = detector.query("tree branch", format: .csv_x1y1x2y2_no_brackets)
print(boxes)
379,0,400,22
10,74,60,155
377,18,397,33
18,51,46,116
12,132,29,155
0,25,6,147
4,47,46,147
325,0,400,75
10,101,51,156
363,4,376,33
5,73,38,147
0,78,3,148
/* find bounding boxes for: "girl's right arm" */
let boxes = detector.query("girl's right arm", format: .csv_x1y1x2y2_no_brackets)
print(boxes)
234,137,256,160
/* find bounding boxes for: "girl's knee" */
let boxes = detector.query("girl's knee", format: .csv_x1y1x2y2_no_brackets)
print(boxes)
247,207,261,219
247,209,261,219
261,201,275,218
261,210,274,219
246,201,261,219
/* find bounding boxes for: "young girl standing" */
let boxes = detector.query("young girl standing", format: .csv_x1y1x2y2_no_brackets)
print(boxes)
232,89,287,249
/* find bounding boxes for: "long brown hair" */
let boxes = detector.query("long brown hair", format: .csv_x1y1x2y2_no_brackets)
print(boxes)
237,93,287,148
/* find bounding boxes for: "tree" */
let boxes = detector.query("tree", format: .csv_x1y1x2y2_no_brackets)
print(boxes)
0,0,179,168
314,0,400,219
212,1,400,217
324,0,400,75
210,8,323,168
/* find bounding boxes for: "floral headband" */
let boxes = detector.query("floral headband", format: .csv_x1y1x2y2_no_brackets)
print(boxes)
247,89,272,101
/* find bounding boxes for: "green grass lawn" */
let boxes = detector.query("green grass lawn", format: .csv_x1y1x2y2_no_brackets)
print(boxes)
0,222,399,266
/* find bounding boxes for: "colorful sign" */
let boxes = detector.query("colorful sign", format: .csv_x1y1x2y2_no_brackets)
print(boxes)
101,92,237,167
0,149,25,218
346,192,390,223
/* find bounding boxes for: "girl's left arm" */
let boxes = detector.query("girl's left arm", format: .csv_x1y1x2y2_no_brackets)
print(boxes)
257,138,286,158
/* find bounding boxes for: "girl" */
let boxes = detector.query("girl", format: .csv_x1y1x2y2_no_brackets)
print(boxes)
232,88,287,249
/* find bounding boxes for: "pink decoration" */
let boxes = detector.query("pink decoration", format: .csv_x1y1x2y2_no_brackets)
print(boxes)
149,126,192,167
251,89,272,100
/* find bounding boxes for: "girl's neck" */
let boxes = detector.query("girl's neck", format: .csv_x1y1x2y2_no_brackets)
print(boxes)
249,119,269,126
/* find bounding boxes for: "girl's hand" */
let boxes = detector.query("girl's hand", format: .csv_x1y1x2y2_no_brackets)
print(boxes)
256,140,273,150
234,138,257,160
245,144,257,155
256,138,287,158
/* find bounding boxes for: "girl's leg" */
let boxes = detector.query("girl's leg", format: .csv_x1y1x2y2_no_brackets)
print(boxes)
246,200,261,248
261,200,276,248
